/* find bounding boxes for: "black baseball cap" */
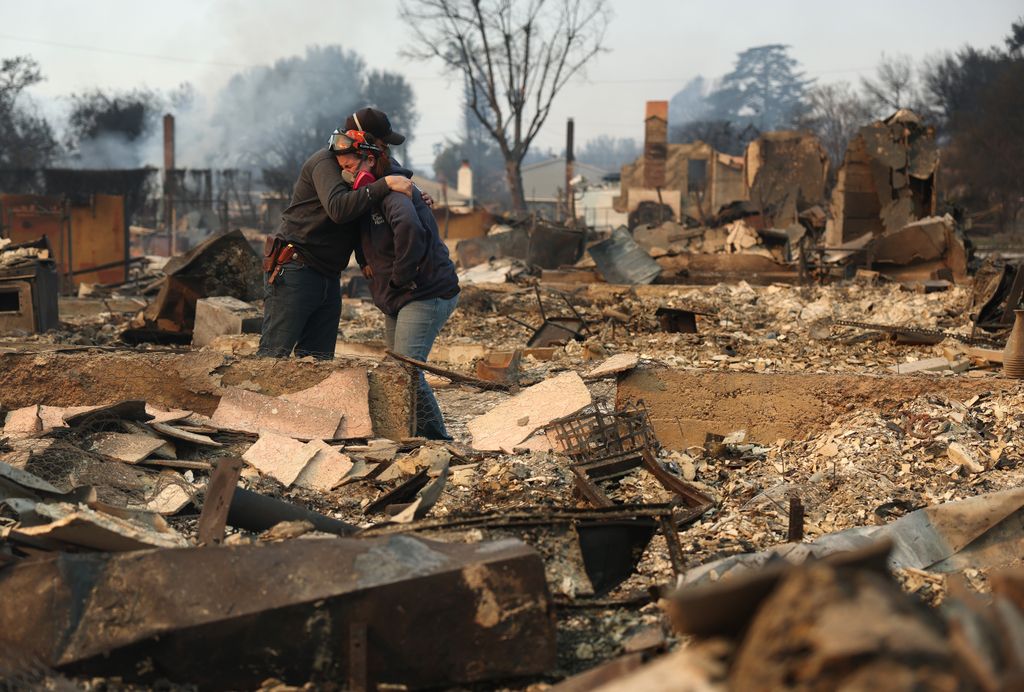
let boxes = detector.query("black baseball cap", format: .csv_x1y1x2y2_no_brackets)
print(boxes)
345,107,406,145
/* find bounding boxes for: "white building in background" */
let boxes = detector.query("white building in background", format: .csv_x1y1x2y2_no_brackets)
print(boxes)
412,176,472,211
579,183,628,231
519,157,628,230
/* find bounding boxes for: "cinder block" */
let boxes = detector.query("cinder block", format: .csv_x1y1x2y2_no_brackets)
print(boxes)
192,296,262,347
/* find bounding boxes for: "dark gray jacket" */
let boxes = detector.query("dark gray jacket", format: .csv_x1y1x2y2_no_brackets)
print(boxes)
356,164,459,316
276,149,390,276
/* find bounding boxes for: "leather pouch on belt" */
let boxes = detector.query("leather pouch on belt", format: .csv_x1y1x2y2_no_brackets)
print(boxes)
262,237,282,273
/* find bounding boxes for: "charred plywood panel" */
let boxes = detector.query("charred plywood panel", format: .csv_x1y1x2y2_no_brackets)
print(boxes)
68,194,127,285
0,193,127,287
0,193,67,260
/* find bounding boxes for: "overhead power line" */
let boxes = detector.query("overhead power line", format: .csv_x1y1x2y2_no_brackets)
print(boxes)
1,33,878,84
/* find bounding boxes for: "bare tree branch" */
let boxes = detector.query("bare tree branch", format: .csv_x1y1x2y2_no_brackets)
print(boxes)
399,0,609,212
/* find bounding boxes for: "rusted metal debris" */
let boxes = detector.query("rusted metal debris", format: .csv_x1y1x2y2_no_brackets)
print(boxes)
788,496,804,542
548,401,713,527
507,285,588,348
655,306,714,334
544,401,711,581
588,226,662,285
0,535,555,689
474,349,522,386
548,400,657,464
362,504,680,596
226,486,357,536
834,319,999,346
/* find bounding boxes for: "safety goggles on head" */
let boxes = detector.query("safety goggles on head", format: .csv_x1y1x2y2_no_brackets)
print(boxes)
327,129,383,156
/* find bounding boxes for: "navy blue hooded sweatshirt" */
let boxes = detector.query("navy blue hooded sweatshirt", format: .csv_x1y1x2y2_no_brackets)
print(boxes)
276,149,391,277
356,164,460,316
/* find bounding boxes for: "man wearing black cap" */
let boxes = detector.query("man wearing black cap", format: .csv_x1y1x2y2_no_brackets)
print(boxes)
345,107,407,147
256,112,416,359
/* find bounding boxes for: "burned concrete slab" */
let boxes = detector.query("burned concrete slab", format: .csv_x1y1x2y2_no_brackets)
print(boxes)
617,366,1024,448
0,352,413,441
149,421,222,447
64,400,152,427
2,404,41,436
468,371,592,452
242,430,318,486
144,405,193,424
293,440,353,492
586,353,640,379
280,368,373,439
192,296,262,347
87,432,167,464
6,502,188,552
0,535,555,689
213,387,345,439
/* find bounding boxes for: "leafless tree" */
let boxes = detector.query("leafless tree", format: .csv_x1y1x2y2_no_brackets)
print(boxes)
400,0,611,213
860,53,923,116
797,82,873,171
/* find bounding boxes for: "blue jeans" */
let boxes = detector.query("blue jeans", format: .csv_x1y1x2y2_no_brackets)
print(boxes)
257,262,341,359
385,294,459,440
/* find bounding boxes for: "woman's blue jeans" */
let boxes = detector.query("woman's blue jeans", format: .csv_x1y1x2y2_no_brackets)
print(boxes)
385,294,459,440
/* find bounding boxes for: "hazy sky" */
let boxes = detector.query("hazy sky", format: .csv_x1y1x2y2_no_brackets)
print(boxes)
1,0,1020,171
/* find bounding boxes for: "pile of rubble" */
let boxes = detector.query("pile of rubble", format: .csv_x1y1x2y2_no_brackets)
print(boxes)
3,216,1024,688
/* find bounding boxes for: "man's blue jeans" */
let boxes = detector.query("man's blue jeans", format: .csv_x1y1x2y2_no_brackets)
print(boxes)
257,262,341,359
385,294,459,440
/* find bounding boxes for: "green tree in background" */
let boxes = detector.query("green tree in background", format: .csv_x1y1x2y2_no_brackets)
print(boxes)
0,56,56,168
706,44,812,131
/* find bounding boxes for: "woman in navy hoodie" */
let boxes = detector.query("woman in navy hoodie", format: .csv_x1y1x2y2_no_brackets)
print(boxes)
329,112,460,440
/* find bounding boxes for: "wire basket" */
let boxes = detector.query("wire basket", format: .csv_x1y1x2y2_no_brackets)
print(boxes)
546,400,657,464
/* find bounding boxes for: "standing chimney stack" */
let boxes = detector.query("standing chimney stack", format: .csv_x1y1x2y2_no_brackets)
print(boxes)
643,101,668,189
456,160,473,206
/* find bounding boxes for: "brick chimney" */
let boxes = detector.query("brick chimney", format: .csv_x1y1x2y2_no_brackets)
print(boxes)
643,100,668,188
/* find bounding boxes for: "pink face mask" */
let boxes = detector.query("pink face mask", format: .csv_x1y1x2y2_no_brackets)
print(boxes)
353,170,376,189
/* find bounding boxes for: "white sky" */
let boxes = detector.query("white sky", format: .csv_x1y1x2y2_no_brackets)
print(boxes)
1,0,1020,171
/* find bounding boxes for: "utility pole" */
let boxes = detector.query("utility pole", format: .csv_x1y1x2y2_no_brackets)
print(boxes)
163,114,176,255
565,117,575,226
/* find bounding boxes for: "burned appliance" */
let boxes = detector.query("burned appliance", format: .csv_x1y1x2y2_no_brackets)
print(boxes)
0,237,59,335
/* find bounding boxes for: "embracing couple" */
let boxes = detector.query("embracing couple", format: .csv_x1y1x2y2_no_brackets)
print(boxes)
257,107,460,441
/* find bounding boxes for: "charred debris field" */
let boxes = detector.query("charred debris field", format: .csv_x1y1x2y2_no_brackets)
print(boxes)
4,262,1024,690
